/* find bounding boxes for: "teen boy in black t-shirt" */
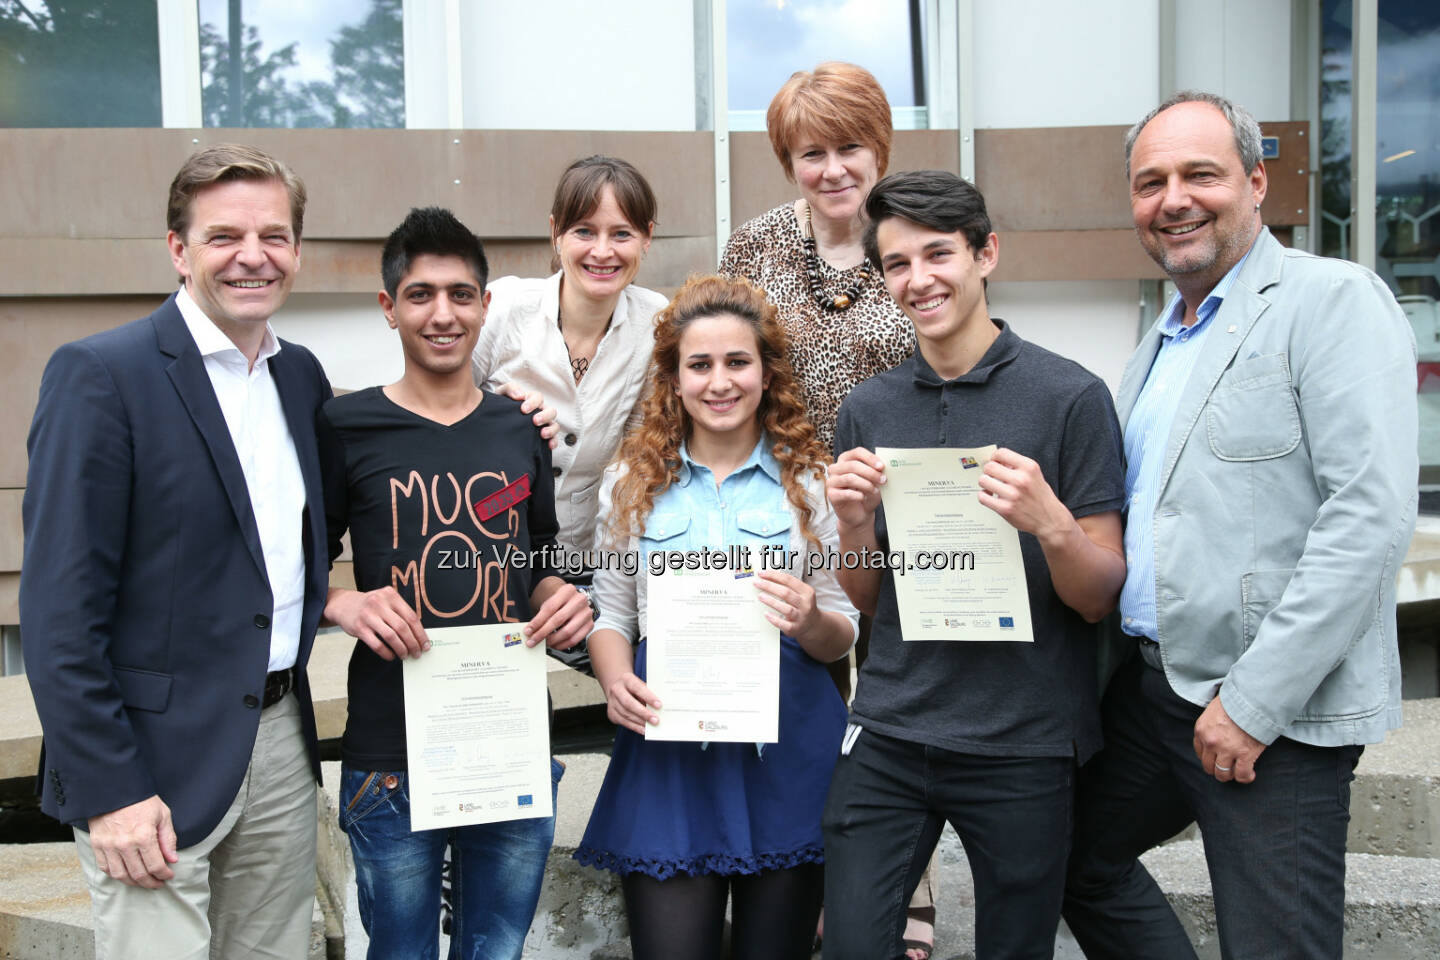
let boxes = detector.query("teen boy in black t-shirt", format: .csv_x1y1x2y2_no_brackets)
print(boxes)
318,207,591,958
821,171,1126,960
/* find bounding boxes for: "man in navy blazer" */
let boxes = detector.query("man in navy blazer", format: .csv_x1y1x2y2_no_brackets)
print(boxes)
21,144,331,958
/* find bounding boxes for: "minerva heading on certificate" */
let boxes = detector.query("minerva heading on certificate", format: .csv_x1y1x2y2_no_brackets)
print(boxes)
454,544,978,578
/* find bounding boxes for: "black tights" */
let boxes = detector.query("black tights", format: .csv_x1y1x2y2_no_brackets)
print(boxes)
621,864,824,960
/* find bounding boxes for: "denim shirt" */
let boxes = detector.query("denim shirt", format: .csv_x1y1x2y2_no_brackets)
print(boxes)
592,436,858,646
1120,249,1249,640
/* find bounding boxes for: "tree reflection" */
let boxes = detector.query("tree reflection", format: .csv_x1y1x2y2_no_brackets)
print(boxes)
200,0,402,128
0,0,162,126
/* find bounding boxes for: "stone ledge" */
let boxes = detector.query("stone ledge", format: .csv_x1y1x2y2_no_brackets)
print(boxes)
0,841,328,959
1139,840,1440,960
1351,698,1440,858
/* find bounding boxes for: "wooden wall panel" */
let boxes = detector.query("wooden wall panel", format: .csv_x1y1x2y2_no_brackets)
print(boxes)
991,230,1166,282
1257,123,1312,225
0,236,715,298
976,126,1133,232
976,121,1311,232
728,129,961,234
0,298,160,487
0,129,714,240
0,574,15,624
0,490,19,573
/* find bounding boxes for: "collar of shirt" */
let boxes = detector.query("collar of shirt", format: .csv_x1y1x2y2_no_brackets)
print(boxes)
175,285,283,366
675,435,781,487
542,270,639,331
1154,243,1255,340
910,318,1020,389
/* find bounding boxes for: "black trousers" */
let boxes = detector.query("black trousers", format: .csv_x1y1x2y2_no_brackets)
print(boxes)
821,725,1074,960
1063,656,1361,960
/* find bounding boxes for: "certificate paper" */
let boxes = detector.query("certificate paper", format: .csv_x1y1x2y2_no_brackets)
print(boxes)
876,446,1034,643
403,624,552,830
645,568,780,743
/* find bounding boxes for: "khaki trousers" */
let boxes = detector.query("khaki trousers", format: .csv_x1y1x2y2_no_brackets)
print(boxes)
75,693,317,960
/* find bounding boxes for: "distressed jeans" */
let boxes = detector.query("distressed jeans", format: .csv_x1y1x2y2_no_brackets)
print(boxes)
339,758,563,960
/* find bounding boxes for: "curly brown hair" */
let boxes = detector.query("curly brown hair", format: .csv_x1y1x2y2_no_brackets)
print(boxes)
609,274,831,549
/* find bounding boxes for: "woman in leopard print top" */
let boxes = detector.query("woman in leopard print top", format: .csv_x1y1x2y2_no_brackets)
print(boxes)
719,62,914,451
719,62,935,960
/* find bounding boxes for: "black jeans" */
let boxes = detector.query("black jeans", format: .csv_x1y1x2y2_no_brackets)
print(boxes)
1063,656,1361,960
821,725,1074,960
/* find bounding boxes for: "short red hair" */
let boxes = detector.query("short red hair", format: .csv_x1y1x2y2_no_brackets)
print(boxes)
766,62,893,181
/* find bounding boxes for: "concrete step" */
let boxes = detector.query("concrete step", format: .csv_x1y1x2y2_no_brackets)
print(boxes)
0,842,330,960
1131,840,1440,960
524,756,1440,960
1350,697,1440,858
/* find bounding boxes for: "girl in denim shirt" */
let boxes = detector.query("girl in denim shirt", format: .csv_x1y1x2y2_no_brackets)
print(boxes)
575,275,858,960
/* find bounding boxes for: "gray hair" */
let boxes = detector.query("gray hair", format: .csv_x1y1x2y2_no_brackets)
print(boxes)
1124,90,1263,177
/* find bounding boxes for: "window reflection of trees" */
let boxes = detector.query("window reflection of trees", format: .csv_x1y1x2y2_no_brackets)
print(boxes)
199,0,403,129
0,0,162,127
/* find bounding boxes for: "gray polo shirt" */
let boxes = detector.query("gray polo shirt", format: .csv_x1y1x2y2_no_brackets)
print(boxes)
834,320,1124,762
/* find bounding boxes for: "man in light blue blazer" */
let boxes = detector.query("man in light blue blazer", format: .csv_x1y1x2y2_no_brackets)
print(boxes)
1062,92,1418,959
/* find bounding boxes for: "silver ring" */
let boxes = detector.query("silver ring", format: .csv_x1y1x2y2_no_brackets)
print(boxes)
1214,763,1232,772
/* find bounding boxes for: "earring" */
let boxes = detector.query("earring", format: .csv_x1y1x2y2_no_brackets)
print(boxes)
1254,203,1261,211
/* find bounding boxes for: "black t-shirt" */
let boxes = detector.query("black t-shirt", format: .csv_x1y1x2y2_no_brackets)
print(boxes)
833,321,1125,762
317,386,560,770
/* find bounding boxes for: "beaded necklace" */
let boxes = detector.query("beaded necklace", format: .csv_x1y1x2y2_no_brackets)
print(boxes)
800,201,874,312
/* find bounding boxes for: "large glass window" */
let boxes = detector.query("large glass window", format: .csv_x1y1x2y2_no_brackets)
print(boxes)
198,0,403,128
727,0,928,130
0,0,162,126
1322,0,1440,506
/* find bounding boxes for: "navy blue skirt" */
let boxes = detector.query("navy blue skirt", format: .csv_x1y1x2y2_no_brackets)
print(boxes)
574,635,848,879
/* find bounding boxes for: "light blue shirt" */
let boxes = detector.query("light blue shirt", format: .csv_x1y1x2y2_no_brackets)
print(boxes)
641,438,791,559
1120,251,1252,640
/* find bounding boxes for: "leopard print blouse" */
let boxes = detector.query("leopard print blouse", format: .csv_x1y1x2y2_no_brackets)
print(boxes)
719,202,916,451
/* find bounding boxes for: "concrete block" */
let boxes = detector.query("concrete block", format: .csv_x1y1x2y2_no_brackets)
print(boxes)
0,844,90,960
1138,840,1440,960
523,754,628,959
1351,698,1440,858
0,841,327,960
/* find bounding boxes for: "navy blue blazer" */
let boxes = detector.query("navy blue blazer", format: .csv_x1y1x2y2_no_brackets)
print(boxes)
20,293,332,847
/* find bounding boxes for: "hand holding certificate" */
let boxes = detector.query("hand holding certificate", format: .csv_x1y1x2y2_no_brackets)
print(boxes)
876,446,1034,643
645,568,780,743
403,624,552,830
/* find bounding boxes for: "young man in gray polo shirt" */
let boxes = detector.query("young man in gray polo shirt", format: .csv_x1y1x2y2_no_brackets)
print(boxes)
821,170,1127,959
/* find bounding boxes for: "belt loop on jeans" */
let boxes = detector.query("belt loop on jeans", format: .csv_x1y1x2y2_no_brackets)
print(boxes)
263,667,296,708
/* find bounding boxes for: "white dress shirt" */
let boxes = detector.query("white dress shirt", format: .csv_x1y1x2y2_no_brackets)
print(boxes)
176,286,306,671
473,273,667,555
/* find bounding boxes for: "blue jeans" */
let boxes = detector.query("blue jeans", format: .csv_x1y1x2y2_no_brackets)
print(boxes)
1063,656,1361,960
339,758,563,960
821,726,1074,960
